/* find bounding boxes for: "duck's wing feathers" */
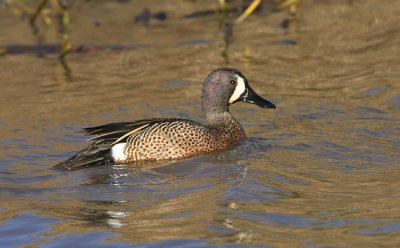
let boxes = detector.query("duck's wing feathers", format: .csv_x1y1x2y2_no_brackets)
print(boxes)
55,118,185,170
82,119,162,141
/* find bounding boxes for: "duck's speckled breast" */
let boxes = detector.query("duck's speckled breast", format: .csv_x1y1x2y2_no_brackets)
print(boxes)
205,113,246,149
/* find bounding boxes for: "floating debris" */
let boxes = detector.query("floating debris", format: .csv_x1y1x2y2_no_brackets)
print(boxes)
134,8,167,26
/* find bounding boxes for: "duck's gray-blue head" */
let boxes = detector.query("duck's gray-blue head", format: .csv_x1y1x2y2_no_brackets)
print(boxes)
201,68,276,115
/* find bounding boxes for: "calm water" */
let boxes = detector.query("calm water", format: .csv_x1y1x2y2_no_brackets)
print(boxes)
1,0,400,247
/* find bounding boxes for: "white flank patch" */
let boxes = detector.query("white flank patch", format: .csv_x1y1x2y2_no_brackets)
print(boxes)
229,75,246,104
111,143,127,161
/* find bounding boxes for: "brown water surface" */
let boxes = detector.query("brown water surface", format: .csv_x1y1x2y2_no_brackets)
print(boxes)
0,0,400,247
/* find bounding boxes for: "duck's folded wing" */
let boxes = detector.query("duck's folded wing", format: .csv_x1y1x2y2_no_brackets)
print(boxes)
55,118,179,170
82,118,170,142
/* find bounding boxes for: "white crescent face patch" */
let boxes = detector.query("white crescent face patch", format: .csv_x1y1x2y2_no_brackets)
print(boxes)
229,75,246,104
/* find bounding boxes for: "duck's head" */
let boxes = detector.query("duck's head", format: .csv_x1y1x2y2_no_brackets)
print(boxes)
201,68,276,115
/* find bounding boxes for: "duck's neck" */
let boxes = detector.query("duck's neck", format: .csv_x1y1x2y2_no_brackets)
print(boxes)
206,112,246,145
201,90,246,145
201,94,229,115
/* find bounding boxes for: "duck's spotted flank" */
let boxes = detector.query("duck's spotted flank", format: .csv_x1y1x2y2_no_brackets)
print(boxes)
55,68,276,169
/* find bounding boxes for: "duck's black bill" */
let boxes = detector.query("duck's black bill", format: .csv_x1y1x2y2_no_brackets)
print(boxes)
241,86,276,109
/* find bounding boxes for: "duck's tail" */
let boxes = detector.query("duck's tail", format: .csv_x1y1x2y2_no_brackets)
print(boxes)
54,119,170,170
54,142,113,170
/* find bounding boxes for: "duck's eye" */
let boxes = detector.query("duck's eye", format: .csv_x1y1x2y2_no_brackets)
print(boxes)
230,80,237,85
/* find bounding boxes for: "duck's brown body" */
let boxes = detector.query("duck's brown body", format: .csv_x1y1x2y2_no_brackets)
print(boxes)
121,114,245,162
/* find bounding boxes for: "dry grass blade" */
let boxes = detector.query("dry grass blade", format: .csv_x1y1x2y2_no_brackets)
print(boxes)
235,0,261,24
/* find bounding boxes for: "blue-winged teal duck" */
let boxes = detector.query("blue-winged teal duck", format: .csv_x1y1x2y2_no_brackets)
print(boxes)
56,68,276,169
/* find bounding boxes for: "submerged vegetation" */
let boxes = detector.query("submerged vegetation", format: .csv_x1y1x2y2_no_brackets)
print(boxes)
216,0,299,62
7,0,72,73
2,0,301,75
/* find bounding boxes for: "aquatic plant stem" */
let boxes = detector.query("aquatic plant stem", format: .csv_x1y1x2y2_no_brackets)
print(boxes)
29,0,48,35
